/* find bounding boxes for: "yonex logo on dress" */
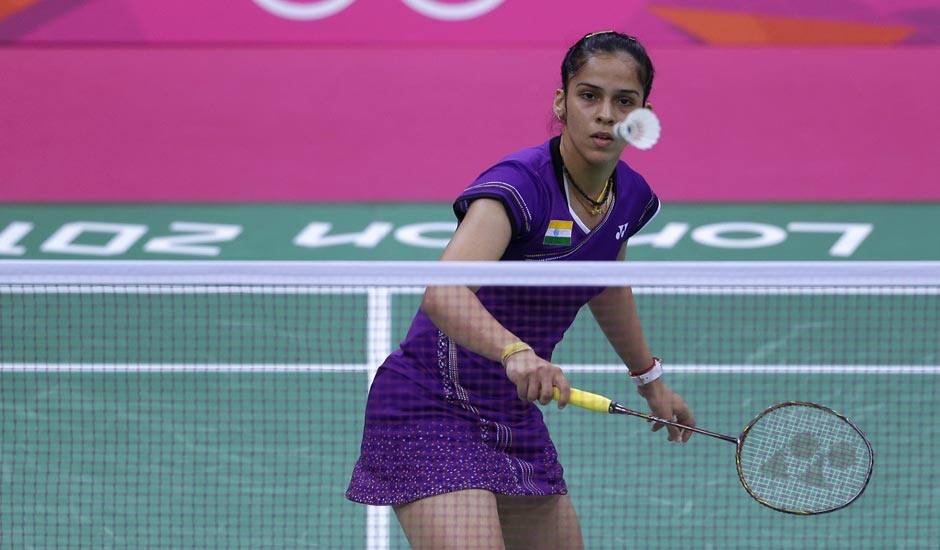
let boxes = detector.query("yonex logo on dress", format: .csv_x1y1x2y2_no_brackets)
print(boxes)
616,223,629,240
252,0,504,21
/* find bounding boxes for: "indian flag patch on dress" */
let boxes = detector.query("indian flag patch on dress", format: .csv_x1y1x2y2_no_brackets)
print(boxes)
543,220,573,246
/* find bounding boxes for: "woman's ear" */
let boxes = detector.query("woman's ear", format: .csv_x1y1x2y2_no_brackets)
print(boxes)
645,101,654,111
553,88,566,122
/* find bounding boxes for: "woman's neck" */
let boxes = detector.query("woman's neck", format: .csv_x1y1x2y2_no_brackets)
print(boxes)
559,134,616,197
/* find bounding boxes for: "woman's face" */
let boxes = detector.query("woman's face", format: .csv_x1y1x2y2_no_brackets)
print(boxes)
554,52,645,167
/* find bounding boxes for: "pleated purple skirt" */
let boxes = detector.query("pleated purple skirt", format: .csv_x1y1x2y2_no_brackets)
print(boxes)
346,334,567,506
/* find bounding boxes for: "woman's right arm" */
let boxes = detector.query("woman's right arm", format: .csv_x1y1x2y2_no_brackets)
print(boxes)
421,198,515,360
420,198,572,407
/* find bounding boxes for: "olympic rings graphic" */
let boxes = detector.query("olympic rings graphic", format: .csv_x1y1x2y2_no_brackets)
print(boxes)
401,0,505,21
252,0,355,20
252,0,505,21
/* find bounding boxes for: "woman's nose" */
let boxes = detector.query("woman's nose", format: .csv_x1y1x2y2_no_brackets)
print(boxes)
596,102,615,123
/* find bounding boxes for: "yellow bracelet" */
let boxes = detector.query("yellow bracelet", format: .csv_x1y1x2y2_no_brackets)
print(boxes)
500,342,533,366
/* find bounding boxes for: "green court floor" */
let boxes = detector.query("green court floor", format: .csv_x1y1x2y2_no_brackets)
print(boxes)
2,202,939,548
3,370,936,548
2,285,938,548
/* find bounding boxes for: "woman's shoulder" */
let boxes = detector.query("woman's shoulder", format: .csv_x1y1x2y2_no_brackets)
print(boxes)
475,140,554,188
614,159,661,240
454,139,557,240
615,159,651,191
614,159,657,208
496,140,553,171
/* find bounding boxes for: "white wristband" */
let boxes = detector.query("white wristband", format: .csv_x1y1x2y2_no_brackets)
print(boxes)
630,357,663,386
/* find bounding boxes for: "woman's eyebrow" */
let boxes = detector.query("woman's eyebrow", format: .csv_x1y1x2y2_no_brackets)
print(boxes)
575,82,640,95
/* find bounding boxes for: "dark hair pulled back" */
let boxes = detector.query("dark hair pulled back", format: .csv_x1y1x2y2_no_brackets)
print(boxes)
561,31,655,104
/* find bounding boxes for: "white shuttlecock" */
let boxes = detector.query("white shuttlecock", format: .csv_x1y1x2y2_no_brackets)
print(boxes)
613,108,661,150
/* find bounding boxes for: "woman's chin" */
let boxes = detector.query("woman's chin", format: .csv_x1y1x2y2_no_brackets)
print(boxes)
583,144,623,166
564,134,624,166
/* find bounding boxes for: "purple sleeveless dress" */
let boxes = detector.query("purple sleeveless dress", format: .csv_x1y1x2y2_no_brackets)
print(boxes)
346,137,660,505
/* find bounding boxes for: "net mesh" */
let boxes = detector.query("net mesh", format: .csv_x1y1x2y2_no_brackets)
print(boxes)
1,261,938,548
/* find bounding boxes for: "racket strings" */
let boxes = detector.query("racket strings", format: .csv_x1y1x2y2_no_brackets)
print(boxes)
738,404,871,514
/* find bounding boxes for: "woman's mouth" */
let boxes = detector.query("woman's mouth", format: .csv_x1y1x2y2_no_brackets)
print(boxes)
591,133,614,147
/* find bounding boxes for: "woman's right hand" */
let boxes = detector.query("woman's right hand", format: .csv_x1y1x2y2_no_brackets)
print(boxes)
504,350,572,408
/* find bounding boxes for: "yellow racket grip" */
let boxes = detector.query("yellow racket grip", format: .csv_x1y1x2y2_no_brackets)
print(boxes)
552,387,612,413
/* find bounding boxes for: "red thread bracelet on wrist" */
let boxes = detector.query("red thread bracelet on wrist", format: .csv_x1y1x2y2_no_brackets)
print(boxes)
630,357,661,377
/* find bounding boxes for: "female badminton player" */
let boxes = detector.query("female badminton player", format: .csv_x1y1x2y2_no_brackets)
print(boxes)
347,31,695,549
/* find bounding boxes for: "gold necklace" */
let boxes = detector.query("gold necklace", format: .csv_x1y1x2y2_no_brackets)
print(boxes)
573,189,609,217
564,167,613,216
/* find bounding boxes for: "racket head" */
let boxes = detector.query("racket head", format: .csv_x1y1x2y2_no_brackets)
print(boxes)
735,401,873,515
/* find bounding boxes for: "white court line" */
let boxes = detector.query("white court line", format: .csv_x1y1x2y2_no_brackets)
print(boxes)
0,285,376,294
2,285,939,295
567,364,940,374
365,288,393,550
0,363,368,372
400,287,940,296
2,363,938,373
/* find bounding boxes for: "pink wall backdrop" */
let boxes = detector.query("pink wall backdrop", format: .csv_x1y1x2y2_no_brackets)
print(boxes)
1,0,938,202
0,1,684,45
1,0,937,44
1,46,937,202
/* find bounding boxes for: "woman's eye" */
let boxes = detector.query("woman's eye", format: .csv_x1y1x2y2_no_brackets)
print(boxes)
619,98,634,106
581,92,595,100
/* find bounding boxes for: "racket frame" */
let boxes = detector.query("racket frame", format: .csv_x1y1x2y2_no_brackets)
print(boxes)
558,388,874,515
734,401,874,515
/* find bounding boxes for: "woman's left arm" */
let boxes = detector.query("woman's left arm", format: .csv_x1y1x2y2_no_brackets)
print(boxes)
588,285,652,373
588,243,696,442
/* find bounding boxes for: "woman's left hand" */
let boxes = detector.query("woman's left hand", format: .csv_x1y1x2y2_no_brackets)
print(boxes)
637,379,695,443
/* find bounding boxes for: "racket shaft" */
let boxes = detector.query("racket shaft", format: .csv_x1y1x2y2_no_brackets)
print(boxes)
553,386,738,444
618,407,738,444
